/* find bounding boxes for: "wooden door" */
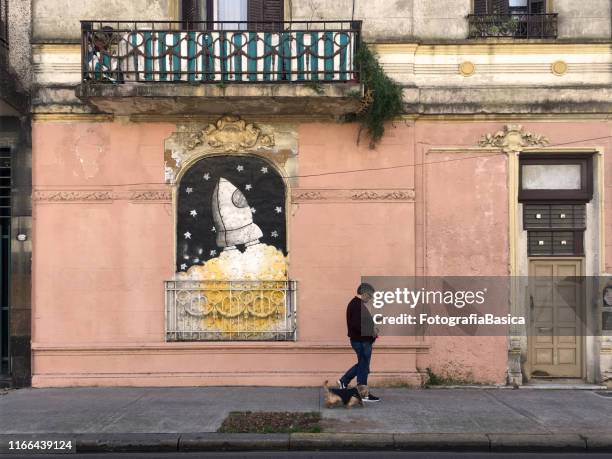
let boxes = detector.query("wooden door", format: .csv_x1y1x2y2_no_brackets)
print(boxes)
528,259,583,378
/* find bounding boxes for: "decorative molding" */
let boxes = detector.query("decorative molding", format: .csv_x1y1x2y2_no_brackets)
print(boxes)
32,114,115,122
551,60,568,76
292,189,415,203
164,116,296,185
351,190,415,201
459,61,475,77
33,190,113,202
31,44,81,53
128,190,172,201
33,189,172,203
478,124,549,153
188,116,275,153
293,191,325,201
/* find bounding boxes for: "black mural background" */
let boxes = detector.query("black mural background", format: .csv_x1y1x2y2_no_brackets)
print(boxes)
176,155,286,272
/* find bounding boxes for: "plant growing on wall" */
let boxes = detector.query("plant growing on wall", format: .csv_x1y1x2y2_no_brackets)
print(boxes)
349,45,404,149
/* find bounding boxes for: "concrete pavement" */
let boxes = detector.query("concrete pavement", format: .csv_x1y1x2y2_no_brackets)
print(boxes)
0,387,611,452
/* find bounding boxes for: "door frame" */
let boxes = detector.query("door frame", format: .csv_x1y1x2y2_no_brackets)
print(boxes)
508,147,604,385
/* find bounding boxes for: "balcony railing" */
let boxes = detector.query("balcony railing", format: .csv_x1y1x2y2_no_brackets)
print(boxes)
165,280,297,341
82,20,361,84
468,13,558,39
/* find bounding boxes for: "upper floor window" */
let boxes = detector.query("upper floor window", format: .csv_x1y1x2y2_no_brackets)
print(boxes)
0,0,8,47
181,0,284,29
474,0,547,14
470,0,557,38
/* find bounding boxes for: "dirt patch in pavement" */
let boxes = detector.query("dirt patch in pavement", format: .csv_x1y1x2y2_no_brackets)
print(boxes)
218,411,322,433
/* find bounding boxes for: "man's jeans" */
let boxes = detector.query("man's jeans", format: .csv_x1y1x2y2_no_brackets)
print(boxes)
340,339,373,386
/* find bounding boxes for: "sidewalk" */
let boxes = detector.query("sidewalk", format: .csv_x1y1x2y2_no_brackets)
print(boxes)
1,387,611,452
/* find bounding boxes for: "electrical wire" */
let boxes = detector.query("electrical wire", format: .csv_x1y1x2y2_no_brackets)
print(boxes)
33,134,612,188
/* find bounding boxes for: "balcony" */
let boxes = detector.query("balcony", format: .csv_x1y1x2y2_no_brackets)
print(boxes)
165,280,297,341
77,20,363,116
468,13,558,39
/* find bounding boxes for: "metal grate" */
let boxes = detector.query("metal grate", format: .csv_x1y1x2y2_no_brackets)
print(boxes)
81,20,361,83
0,147,9,376
468,13,558,39
528,231,583,257
524,204,586,230
165,280,297,341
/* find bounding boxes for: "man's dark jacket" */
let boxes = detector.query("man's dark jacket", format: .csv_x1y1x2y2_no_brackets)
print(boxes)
346,296,376,343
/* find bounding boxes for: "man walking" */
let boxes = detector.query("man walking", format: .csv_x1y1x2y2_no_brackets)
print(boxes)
337,283,380,402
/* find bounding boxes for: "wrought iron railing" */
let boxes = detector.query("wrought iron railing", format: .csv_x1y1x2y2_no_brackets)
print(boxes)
81,20,361,83
165,280,297,341
468,13,558,39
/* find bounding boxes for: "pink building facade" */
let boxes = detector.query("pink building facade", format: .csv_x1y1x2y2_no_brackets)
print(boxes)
31,117,612,387
6,0,608,389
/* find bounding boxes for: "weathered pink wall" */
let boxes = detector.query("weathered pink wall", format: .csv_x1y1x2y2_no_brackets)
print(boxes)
292,123,416,343
31,120,425,387
31,118,611,387
413,120,612,384
33,122,176,347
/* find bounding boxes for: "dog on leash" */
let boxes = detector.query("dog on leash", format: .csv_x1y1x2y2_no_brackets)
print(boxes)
323,380,363,408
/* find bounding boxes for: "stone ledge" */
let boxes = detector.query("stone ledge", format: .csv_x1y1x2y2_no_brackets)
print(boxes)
76,82,363,116
405,85,612,115
30,342,430,353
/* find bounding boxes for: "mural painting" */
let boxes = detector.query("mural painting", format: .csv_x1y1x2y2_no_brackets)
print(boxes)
172,154,290,339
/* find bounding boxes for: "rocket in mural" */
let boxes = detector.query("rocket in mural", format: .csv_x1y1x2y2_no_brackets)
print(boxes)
211,177,263,249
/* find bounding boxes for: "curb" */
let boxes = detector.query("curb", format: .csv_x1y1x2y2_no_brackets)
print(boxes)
2,433,612,453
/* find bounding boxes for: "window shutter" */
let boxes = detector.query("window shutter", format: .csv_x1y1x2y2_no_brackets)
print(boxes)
474,0,489,14
262,0,284,23
248,0,264,26
492,0,509,14
182,0,198,21
528,0,546,13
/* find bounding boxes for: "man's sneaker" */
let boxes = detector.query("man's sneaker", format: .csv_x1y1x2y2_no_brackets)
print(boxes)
337,379,347,389
362,393,380,402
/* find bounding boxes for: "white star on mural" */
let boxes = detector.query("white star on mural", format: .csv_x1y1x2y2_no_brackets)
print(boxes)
198,248,203,255
237,165,244,172
210,250,217,256
261,166,268,174
250,207,256,214
184,232,192,239
203,173,211,181
271,230,279,238
211,226,216,232
275,206,282,214
185,187,193,194
245,184,252,191
190,210,197,217
180,263,187,270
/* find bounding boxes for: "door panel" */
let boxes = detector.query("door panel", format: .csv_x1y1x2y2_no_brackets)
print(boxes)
528,259,583,378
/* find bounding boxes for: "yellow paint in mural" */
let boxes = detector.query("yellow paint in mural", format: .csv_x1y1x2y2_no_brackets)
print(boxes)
178,244,289,337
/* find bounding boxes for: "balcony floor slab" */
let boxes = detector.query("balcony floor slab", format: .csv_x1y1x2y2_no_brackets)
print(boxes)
76,82,363,116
